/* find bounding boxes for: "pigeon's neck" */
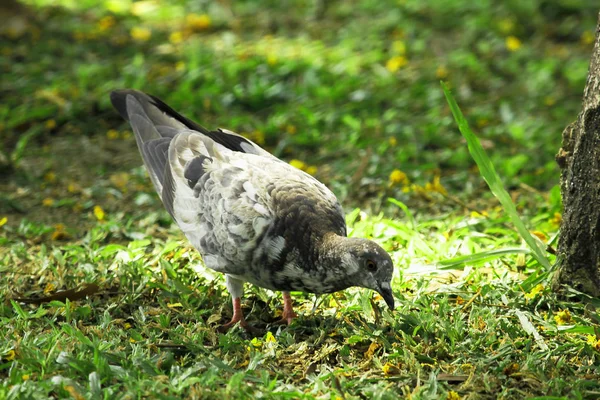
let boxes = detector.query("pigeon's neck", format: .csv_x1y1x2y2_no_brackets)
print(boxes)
320,232,346,257
318,233,361,284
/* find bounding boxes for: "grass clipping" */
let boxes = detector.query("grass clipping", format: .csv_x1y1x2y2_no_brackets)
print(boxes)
441,82,551,270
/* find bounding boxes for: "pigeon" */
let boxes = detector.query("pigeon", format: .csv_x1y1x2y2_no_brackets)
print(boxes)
110,89,395,330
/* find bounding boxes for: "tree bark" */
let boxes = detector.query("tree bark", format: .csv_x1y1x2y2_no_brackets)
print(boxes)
554,12,600,296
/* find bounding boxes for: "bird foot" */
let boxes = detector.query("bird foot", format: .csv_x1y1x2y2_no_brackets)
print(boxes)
271,291,298,325
218,317,261,334
272,309,298,326
217,296,260,334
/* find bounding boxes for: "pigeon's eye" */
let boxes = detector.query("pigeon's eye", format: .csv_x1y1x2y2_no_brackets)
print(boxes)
366,259,377,272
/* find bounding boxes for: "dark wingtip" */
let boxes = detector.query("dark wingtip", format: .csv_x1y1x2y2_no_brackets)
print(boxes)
110,89,145,121
110,89,131,121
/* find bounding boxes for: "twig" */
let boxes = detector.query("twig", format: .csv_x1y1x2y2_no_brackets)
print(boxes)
461,287,482,312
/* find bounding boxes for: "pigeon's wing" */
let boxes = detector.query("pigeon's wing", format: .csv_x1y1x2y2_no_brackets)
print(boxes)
110,89,278,205
165,132,285,274
109,90,283,275
110,89,277,193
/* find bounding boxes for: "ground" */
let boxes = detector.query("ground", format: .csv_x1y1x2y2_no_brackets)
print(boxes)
1,1,600,399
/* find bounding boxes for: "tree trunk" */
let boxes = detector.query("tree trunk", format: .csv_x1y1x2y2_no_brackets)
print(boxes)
554,12,600,297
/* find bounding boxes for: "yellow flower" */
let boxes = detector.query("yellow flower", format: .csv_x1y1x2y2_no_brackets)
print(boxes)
44,282,56,294
186,14,211,31
586,334,600,351
498,18,515,34
550,212,562,226
531,231,547,243
382,362,399,376
67,182,81,193
110,172,130,190
107,129,119,140
267,54,278,66
470,210,488,218
4,350,15,361
64,385,83,400
503,362,520,376
22,374,29,381
265,331,277,343
169,31,184,44
42,198,55,207
289,159,306,170
0,216,7,227
248,130,265,145
385,56,408,73
51,223,69,241
436,65,449,79
447,391,461,400
130,27,152,42
364,342,380,359
524,283,544,300
389,169,408,185
123,322,132,329
45,119,57,129
505,36,522,52
97,16,116,32
391,40,406,55
306,166,318,175
175,61,186,72
44,171,56,183
286,124,297,135
249,337,263,349
425,175,447,195
554,309,573,326
388,137,397,147
581,30,595,46
129,338,136,343
93,205,105,221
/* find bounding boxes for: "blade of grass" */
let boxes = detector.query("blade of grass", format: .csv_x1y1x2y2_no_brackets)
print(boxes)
557,325,595,334
441,82,551,270
388,198,416,230
438,247,530,270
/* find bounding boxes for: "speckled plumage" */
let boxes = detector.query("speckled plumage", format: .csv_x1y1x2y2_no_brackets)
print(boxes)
111,89,395,326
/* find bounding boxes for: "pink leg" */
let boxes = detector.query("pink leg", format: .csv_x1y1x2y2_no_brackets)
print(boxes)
280,292,298,325
219,297,251,332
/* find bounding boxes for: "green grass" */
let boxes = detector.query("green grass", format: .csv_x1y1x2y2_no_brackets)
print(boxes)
1,0,600,398
2,206,600,398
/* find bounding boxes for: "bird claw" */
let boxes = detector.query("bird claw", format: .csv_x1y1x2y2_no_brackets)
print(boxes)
272,309,298,326
218,296,261,334
218,317,261,334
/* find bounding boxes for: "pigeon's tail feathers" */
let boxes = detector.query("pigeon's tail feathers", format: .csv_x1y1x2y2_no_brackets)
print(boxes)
110,89,211,136
110,91,175,196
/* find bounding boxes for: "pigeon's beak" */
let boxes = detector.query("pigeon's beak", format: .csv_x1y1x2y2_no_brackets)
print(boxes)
377,282,395,310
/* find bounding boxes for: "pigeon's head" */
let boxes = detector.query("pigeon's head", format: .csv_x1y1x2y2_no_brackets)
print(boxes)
341,238,395,310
